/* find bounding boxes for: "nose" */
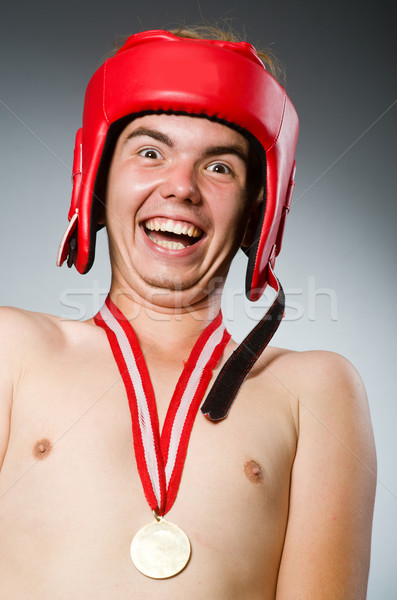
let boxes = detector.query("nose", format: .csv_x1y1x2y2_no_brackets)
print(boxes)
159,160,201,204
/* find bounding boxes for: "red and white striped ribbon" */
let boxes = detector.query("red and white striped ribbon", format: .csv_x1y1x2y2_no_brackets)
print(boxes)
94,296,230,515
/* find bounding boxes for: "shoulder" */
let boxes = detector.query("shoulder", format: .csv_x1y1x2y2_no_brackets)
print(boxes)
0,306,65,353
297,348,364,387
250,346,371,437
292,349,369,424
278,349,376,488
0,306,96,366
260,346,367,406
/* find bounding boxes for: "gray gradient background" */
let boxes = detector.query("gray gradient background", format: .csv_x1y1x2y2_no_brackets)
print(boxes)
1,0,396,596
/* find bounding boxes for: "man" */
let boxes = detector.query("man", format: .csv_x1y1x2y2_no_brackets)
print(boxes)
0,28,376,598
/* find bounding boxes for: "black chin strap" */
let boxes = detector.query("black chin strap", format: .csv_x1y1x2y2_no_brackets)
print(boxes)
201,283,285,421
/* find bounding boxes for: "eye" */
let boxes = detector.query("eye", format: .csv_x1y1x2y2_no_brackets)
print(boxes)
139,148,163,160
207,162,231,175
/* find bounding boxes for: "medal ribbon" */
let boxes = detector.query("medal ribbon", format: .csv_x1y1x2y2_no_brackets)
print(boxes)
94,296,231,516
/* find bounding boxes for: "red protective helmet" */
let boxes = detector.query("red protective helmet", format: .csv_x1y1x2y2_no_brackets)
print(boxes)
57,30,299,300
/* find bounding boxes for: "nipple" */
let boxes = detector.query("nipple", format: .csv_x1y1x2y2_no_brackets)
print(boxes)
244,459,264,484
33,438,52,460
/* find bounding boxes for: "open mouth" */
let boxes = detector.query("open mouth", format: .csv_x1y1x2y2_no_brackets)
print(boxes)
142,218,204,250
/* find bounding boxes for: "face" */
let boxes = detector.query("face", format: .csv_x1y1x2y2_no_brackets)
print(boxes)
105,113,259,309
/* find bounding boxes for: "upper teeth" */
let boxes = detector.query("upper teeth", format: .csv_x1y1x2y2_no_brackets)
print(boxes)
144,219,202,238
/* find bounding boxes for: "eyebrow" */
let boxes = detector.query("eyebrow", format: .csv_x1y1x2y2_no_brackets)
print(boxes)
124,128,172,147
124,127,248,164
202,145,248,164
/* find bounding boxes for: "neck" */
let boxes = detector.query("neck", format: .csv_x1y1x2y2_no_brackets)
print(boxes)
107,279,224,358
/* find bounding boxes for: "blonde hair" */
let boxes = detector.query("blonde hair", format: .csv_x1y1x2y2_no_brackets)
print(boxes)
110,24,285,84
169,25,284,82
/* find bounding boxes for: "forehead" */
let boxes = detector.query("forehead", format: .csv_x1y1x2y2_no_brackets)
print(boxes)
117,113,249,154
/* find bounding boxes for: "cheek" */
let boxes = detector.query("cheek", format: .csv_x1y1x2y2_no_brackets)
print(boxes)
106,167,154,217
214,192,249,234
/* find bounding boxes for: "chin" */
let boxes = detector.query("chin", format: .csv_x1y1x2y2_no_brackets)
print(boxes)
145,274,198,292
136,261,201,292
137,273,218,310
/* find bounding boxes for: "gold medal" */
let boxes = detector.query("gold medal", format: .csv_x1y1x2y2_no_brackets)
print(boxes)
131,516,191,579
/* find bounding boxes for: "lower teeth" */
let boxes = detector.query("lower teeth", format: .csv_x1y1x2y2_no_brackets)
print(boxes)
156,240,185,249
147,233,186,249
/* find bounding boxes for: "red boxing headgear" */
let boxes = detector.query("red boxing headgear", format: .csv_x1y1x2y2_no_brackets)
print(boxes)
57,30,299,300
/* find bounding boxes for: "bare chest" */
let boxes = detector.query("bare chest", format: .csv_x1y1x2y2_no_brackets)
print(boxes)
0,345,297,598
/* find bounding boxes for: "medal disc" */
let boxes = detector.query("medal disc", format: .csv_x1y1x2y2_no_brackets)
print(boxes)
131,518,191,579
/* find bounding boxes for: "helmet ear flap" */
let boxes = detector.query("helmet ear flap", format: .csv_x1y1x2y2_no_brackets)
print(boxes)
245,159,297,301
56,129,83,268
274,161,296,257
70,128,83,219
265,161,297,292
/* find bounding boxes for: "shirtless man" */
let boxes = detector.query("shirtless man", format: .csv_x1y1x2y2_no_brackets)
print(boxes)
0,28,376,599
